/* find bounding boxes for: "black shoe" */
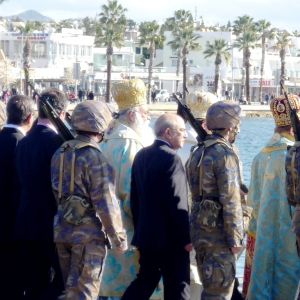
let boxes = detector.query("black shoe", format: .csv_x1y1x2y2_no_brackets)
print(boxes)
231,278,244,300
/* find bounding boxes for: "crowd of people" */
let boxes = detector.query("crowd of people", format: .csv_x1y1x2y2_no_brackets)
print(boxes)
1,78,300,300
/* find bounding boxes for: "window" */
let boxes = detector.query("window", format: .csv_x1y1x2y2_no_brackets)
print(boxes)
190,60,193,65
142,47,148,56
136,47,141,54
87,46,92,56
32,41,47,58
1,41,9,57
206,60,210,67
13,41,22,57
81,46,86,56
74,45,79,56
51,43,57,55
117,54,122,59
172,60,177,67
59,44,65,55
66,45,72,55
172,49,178,55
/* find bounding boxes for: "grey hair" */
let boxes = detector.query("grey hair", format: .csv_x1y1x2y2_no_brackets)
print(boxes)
118,106,140,124
154,114,178,138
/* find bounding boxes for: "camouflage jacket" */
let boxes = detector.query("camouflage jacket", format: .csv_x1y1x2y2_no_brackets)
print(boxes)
51,134,127,250
286,141,300,234
186,133,244,250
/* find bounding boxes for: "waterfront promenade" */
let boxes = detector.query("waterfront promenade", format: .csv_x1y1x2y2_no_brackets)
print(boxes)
65,100,272,118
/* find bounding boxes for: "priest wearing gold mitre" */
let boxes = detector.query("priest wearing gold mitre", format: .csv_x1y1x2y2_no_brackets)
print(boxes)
243,94,300,300
99,79,161,300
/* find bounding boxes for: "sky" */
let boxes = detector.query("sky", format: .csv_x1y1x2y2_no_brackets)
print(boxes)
1,0,300,31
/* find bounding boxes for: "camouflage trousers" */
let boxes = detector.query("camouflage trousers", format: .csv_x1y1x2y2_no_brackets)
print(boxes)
196,247,236,300
56,239,107,300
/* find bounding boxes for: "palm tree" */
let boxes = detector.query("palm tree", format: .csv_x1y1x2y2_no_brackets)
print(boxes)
233,15,255,99
16,22,36,96
234,32,260,104
168,27,202,102
55,20,73,33
293,30,300,37
165,10,194,91
203,39,231,95
139,21,165,103
97,0,127,103
274,31,294,82
255,20,276,103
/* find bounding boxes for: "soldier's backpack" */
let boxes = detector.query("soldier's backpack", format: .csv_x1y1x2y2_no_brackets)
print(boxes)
58,139,100,225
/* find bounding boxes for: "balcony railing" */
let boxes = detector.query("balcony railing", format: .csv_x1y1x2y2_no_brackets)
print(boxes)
93,65,167,73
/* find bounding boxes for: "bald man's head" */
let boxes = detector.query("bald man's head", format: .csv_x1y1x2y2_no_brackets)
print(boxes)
154,113,182,138
154,113,187,150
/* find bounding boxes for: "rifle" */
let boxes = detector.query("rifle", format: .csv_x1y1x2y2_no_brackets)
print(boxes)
28,82,75,141
280,80,300,141
172,92,207,141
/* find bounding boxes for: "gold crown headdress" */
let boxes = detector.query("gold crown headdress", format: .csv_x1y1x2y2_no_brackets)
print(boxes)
186,89,218,120
111,78,147,111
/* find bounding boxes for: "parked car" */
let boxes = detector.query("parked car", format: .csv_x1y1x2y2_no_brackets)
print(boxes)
170,92,182,101
155,89,170,102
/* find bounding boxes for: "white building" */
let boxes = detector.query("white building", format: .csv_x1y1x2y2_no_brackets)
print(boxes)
0,28,94,91
158,30,300,98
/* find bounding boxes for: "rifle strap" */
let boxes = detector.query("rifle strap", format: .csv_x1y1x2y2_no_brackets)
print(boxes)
70,149,76,196
292,149,297,197
58,147,65,200
187,144,198,185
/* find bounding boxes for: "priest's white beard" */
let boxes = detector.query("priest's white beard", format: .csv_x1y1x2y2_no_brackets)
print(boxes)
131,112,154,146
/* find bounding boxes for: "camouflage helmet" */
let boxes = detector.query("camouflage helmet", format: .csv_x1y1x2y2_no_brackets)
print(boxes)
71,101,113,133
206,100,244,130
0,101,6,129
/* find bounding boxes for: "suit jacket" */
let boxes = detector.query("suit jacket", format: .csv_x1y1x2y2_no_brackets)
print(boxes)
0,127,24,242
14,125,63,242
131,139,191,250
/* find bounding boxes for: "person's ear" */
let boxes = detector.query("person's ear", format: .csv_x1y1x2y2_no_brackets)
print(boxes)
128,111,135,122
166,128,171,139
25,113,33,125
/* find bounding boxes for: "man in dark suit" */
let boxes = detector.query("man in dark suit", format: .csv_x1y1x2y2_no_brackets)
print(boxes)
122,113,192,300
0,95,34,299
14,88,68,300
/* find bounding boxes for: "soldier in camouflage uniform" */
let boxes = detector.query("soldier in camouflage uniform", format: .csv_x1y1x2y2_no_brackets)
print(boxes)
51,101,127,300
186,101,245,300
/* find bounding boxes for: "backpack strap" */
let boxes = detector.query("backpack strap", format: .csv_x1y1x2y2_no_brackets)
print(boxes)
197,140,229,197
58,139,100,199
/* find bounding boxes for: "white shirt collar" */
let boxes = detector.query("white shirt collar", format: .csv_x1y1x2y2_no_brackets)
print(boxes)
3,124,26,136
156,138,172,148
37,122,58,134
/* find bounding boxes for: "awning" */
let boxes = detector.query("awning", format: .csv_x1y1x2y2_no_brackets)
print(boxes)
222,79,231,84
